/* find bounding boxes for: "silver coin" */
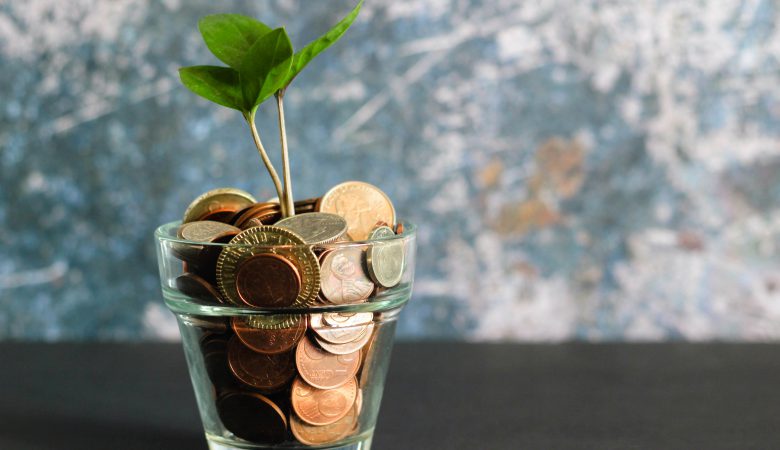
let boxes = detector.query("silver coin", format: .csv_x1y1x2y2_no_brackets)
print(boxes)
310,313,374,345
276,212,348,245
314,326,373,355
366,226,404,288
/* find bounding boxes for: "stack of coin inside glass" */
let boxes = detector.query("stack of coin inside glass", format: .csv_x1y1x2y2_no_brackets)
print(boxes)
172,181,406,445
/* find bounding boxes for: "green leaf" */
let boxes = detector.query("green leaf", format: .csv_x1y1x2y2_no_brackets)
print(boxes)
198,14,272,68
284,0,363,88
239,27,294,109
179,65,244,111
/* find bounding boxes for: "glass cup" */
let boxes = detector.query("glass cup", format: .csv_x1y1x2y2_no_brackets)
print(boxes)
155,221,416,450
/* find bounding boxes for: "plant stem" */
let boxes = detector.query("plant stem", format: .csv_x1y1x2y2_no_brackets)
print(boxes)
276,90,295,217
244,110,287,217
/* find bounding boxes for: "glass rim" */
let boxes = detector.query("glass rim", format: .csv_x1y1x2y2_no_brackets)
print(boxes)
154,219,416,248
163,285,412,317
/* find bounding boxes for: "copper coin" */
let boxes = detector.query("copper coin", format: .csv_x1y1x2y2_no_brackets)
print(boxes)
294,197,320,214
176,273,224,303
318,181,395,241
232,315,307,354
291,398,359,445
234,254,302,308
232,202,282,229
395,222,405,235
227,336,296,392
183,188,257,224
200,334,235,390
319,248,374,304
310,313,373,345
323,312,374,328
314,326,373,355
295,335,360,389
291,376,357,426
217,390,287,443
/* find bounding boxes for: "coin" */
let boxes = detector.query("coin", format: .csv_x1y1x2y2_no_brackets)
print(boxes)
217,226,320,311
319,247,374,304
183,188,257,224
291,376,358,426
310,313,374,345
315,326,373,355
217,391,287,443
295,198,320,214
323,312,374,328
232,315,307,354
318,181,396,241
295,335,360,389
232,202,283,229
200,334,235,390
290,398,359,445
276,212,348,245
178,220,241,243
227,336,296,392
366,226,405,288
395,222,405,235
176,272,224,303
235,254,301,308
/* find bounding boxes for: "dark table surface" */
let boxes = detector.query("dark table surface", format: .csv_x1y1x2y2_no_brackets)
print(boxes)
1,342,779,449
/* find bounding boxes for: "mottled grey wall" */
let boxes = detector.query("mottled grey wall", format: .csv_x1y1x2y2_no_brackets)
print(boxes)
1,0,779,341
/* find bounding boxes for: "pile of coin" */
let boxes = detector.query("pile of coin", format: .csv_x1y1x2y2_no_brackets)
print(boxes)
172,181,406,445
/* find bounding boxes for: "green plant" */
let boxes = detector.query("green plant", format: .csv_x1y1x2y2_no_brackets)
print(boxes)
179,1,363,217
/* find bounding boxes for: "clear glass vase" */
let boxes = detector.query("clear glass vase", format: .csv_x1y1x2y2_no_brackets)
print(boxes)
155,221,416,450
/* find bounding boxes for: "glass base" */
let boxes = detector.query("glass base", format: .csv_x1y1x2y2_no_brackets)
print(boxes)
206,430,373,450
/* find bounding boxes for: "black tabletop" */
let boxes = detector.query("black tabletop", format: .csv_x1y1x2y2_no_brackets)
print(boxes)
1,342,779,449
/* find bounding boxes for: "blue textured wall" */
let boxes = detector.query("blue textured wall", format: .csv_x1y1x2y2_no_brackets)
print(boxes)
1,0,779,341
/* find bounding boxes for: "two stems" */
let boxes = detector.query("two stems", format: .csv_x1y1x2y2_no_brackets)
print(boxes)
244,94,294,218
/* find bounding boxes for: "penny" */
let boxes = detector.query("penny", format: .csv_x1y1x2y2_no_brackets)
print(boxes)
276,212,348,245
315,326,373,355
217,226,320,312
232,315,307,354
183,188,257,224
291,376,358,426
227,336,296,392
200,334,235,390
176,272,224,303
295,335,360,389
366,226,405,288
318,181,395,241
311,313,373,345
291,398,359,445
319,247,374,304
232,202,282,229
235,253,301,308
217,391,287,443
395,222,405,235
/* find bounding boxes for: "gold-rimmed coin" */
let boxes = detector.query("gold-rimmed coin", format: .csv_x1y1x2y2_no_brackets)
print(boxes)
318,181,395,241
319,247,374,304
217,226,320,314
276,212,348,245
290,398,359,445
310,313,373,345
366,226,405,288
291,376,358,426
232,315,307,354
295,335,360,389
227,336,296,392
315,326,373,355
183,188,257,224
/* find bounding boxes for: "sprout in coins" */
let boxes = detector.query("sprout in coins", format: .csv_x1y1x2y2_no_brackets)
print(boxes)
178,1,364,218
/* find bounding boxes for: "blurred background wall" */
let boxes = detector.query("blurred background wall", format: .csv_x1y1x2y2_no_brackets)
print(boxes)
0,0,779,341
